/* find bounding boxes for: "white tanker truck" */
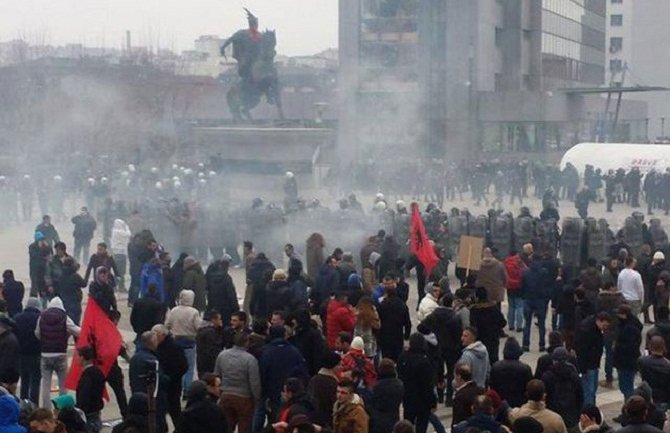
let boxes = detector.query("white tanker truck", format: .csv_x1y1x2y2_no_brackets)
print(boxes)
560,142,670,175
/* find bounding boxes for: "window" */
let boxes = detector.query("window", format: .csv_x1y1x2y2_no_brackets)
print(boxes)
610,59,623,72
610,37,623,53
610,14,623,26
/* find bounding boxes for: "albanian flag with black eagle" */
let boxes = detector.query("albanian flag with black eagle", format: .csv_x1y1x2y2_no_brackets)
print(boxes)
64,297,122,399
409,202,440,277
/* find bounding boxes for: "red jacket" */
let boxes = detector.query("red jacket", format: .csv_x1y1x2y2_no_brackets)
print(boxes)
340,348,377,387
326,299,355,349
504,254,525,293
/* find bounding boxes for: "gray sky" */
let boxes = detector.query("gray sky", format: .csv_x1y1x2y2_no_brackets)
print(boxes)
0,0,339,56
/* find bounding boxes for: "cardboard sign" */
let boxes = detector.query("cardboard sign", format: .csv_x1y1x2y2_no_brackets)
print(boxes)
457,235,484,272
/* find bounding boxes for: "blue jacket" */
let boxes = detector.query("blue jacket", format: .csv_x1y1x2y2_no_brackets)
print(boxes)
259,339,308,402
140,262,165,305
0,395,26,433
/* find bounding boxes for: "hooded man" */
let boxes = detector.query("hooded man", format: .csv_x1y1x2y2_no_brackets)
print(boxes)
1,271,24,318
88,266,117,320
182,256,207,312
458,327,490,388
332,378,369,433
165,290,202,399
13,298,41,404
34,296,80,408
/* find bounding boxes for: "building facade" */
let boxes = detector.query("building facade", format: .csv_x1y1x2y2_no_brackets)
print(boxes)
605,0,670,140
338,0,647,161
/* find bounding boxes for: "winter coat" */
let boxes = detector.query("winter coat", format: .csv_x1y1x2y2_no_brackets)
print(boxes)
265,280,293,315
0,325,19,375
13,307,41,356
305,233,325,281
534,345,577,379
140,262,165,305
175,397,227,433
509,401,567,433
613,314,643,370
377,295,411,361
341,348,377,387
57,265,86,312
88,280,117,318
205,265,239,320
469,302,507,350
638,354,670,403
307,370,338,428
575,316,605,373
36,297,80,353
417,292,440,322
313,265,339,308
332,394,369,433
521,260,551,301
71,213,96,240
195,323,224,375
489,358,533,408
475,257,507,303
130,296,163,337
542,361,583,428
579,266,603,302
370,374,404,433
183,260,206,312
259,338,308,402
248,257,275,318
1,278,23,318
84,254,118,284
154,335,188,384
165,291,202,340
420,306,463,363
452,382,485,426
111,219,132,256
397,349,437,413
289,312,325,376
459,341,490,388
0,395,25,433
325,299,355,349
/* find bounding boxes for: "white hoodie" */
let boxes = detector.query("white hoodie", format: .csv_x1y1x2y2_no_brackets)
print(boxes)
111,219,132,255
34,296,81,355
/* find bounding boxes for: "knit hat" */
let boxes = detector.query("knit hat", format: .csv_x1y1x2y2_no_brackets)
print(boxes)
34,231,45,241
183,256,197,270
25,297,41,311
351,336,365,352
51,394,75,410
634,381,653,403
654,251,665,261
369,251,381,265
512,416,544,433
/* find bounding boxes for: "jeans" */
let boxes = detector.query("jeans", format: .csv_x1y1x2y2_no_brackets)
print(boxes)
20,354,41,404
523,299,548,349
73,239,90,265
581,369,599,406
107,362,128,417
429,412,446,433
181,347,196,397
252,402,267,433
86,411,102,433
40,355,68,408
617,368,635,401
507,296,524,330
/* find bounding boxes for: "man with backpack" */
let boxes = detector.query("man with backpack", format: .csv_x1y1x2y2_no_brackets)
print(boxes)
504,249,528,332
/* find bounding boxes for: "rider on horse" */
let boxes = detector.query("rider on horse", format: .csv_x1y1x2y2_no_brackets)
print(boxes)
220,8,262,81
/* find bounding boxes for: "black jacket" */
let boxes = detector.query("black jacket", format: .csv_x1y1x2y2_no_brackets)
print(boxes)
195,324,224,375
130,297,163,336
175,398,227,433
265,280,293,315
638,354,670,403
76,365,105,414
397,349,436,412
13,307,41,356
489,359,532,408
71,213,97,240
469,302,507,347
248,257,275,317
205,265,239,319
377,295,411,361
154,335,188,384
370,375,404,433
452,382,485,427
647,320,670,357
613,314,643,370
289,312,325,377
420,306,463,362
575,316,605,373
58,266,86,309
542,361,583,427
534,345,577,379
0,328,19,374
615,421,664,433
1,279,24,317
88,280,117,318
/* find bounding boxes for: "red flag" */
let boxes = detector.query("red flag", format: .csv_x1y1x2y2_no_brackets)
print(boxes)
410,202,440,277
65,298,123,397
